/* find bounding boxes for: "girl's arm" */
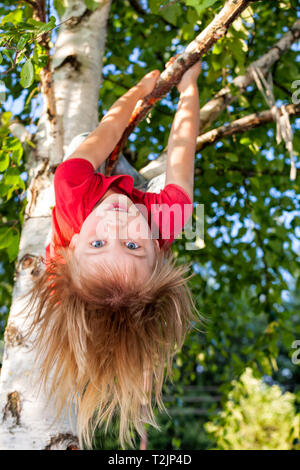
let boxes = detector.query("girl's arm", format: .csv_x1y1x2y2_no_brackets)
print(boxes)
165,63,201,204
66,70,160,171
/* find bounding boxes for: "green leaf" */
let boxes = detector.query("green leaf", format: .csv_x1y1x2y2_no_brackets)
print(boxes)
37,16,56,34
148,0,160,14
225,153,239,162
0,227,11,249
0,53,3,65
181,22,195,41
212,41,223,55
1,9,23,25
238,94,250,108
187,6,199,24
7,231,20,262
54,0,67,17
184,0,218,16
251,177,260,189
160,4,181,26
2,49,15,64
20,59,34,88
37,54,49,68
0,151,10,172
84,0,100,11
12,148,23,165
240,137,251,146
212,57,222,71
4,167,25,189
16,36,28,51
32,44,39,64
1,111,12,126
26,18,45,27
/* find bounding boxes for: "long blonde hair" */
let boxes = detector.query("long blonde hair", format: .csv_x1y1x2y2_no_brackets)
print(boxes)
21,244,203,449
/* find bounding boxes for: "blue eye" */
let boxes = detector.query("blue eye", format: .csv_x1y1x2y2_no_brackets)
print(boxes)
90,240,140,250
90,240,105,248
125,241,139,250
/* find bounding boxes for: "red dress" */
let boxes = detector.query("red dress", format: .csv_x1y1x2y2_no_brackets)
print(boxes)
45,158,193,265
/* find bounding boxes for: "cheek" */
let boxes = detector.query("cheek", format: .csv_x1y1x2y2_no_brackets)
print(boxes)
80,216,100,239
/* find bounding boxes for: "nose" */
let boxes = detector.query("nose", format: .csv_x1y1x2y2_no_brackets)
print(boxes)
96,212,128,239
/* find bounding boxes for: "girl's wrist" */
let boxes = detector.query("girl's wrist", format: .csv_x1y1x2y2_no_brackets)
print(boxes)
178,81,198,94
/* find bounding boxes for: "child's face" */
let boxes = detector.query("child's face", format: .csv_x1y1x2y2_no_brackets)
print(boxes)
70,193,159,280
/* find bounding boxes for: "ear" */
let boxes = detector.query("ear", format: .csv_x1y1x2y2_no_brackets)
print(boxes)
152,239,160,252
69,233,79,249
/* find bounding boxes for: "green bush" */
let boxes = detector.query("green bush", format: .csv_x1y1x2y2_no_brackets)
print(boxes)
205,368,300,450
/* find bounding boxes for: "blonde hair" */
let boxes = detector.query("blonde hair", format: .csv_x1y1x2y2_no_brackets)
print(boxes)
21,243,203,449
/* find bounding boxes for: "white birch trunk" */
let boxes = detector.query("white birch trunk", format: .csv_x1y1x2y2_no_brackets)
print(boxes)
0,0,112,450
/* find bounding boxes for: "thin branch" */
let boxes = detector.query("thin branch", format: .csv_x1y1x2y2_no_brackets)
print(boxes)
198,18,300,132
139,19,300,181
128,0,146,16
194,166,295,178
196,102,300,151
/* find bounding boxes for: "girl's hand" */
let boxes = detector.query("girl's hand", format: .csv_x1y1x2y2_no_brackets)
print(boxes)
177,61,201,93
165,55,201,93
137,69,160,96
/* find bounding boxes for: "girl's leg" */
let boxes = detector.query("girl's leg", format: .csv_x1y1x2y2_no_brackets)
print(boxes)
64,132,91,161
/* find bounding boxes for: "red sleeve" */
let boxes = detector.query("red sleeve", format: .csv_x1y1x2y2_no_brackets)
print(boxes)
54,158,100,207
141,183,193,248
53,158,105,234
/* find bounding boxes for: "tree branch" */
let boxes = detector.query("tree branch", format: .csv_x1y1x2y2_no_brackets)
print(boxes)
128,0,147,16
198,18,300,133
196,102,300,151
139,19,300,181
194,166,295,178
105,0,255,176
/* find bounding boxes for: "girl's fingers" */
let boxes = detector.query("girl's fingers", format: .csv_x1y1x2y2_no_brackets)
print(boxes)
165,53,181,69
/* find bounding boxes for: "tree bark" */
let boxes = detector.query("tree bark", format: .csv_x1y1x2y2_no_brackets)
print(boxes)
195,102,300,151
0,0,112,450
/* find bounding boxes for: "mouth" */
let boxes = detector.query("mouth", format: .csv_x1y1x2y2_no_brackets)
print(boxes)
106,203,128,212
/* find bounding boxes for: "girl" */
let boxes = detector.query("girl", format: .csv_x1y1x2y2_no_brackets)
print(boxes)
22,62,203,449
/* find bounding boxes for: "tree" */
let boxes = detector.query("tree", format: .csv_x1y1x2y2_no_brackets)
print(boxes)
0,0,299,450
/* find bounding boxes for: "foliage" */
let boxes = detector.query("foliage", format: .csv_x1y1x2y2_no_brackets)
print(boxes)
205,368,300,450
0,0,299,449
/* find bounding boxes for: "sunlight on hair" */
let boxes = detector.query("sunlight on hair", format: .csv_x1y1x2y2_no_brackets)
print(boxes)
18,244,205,449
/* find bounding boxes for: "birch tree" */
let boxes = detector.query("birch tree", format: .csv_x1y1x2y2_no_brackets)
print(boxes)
0,0,113,450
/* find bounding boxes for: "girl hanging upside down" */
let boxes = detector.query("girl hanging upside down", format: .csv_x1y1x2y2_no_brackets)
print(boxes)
22,62,204,449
